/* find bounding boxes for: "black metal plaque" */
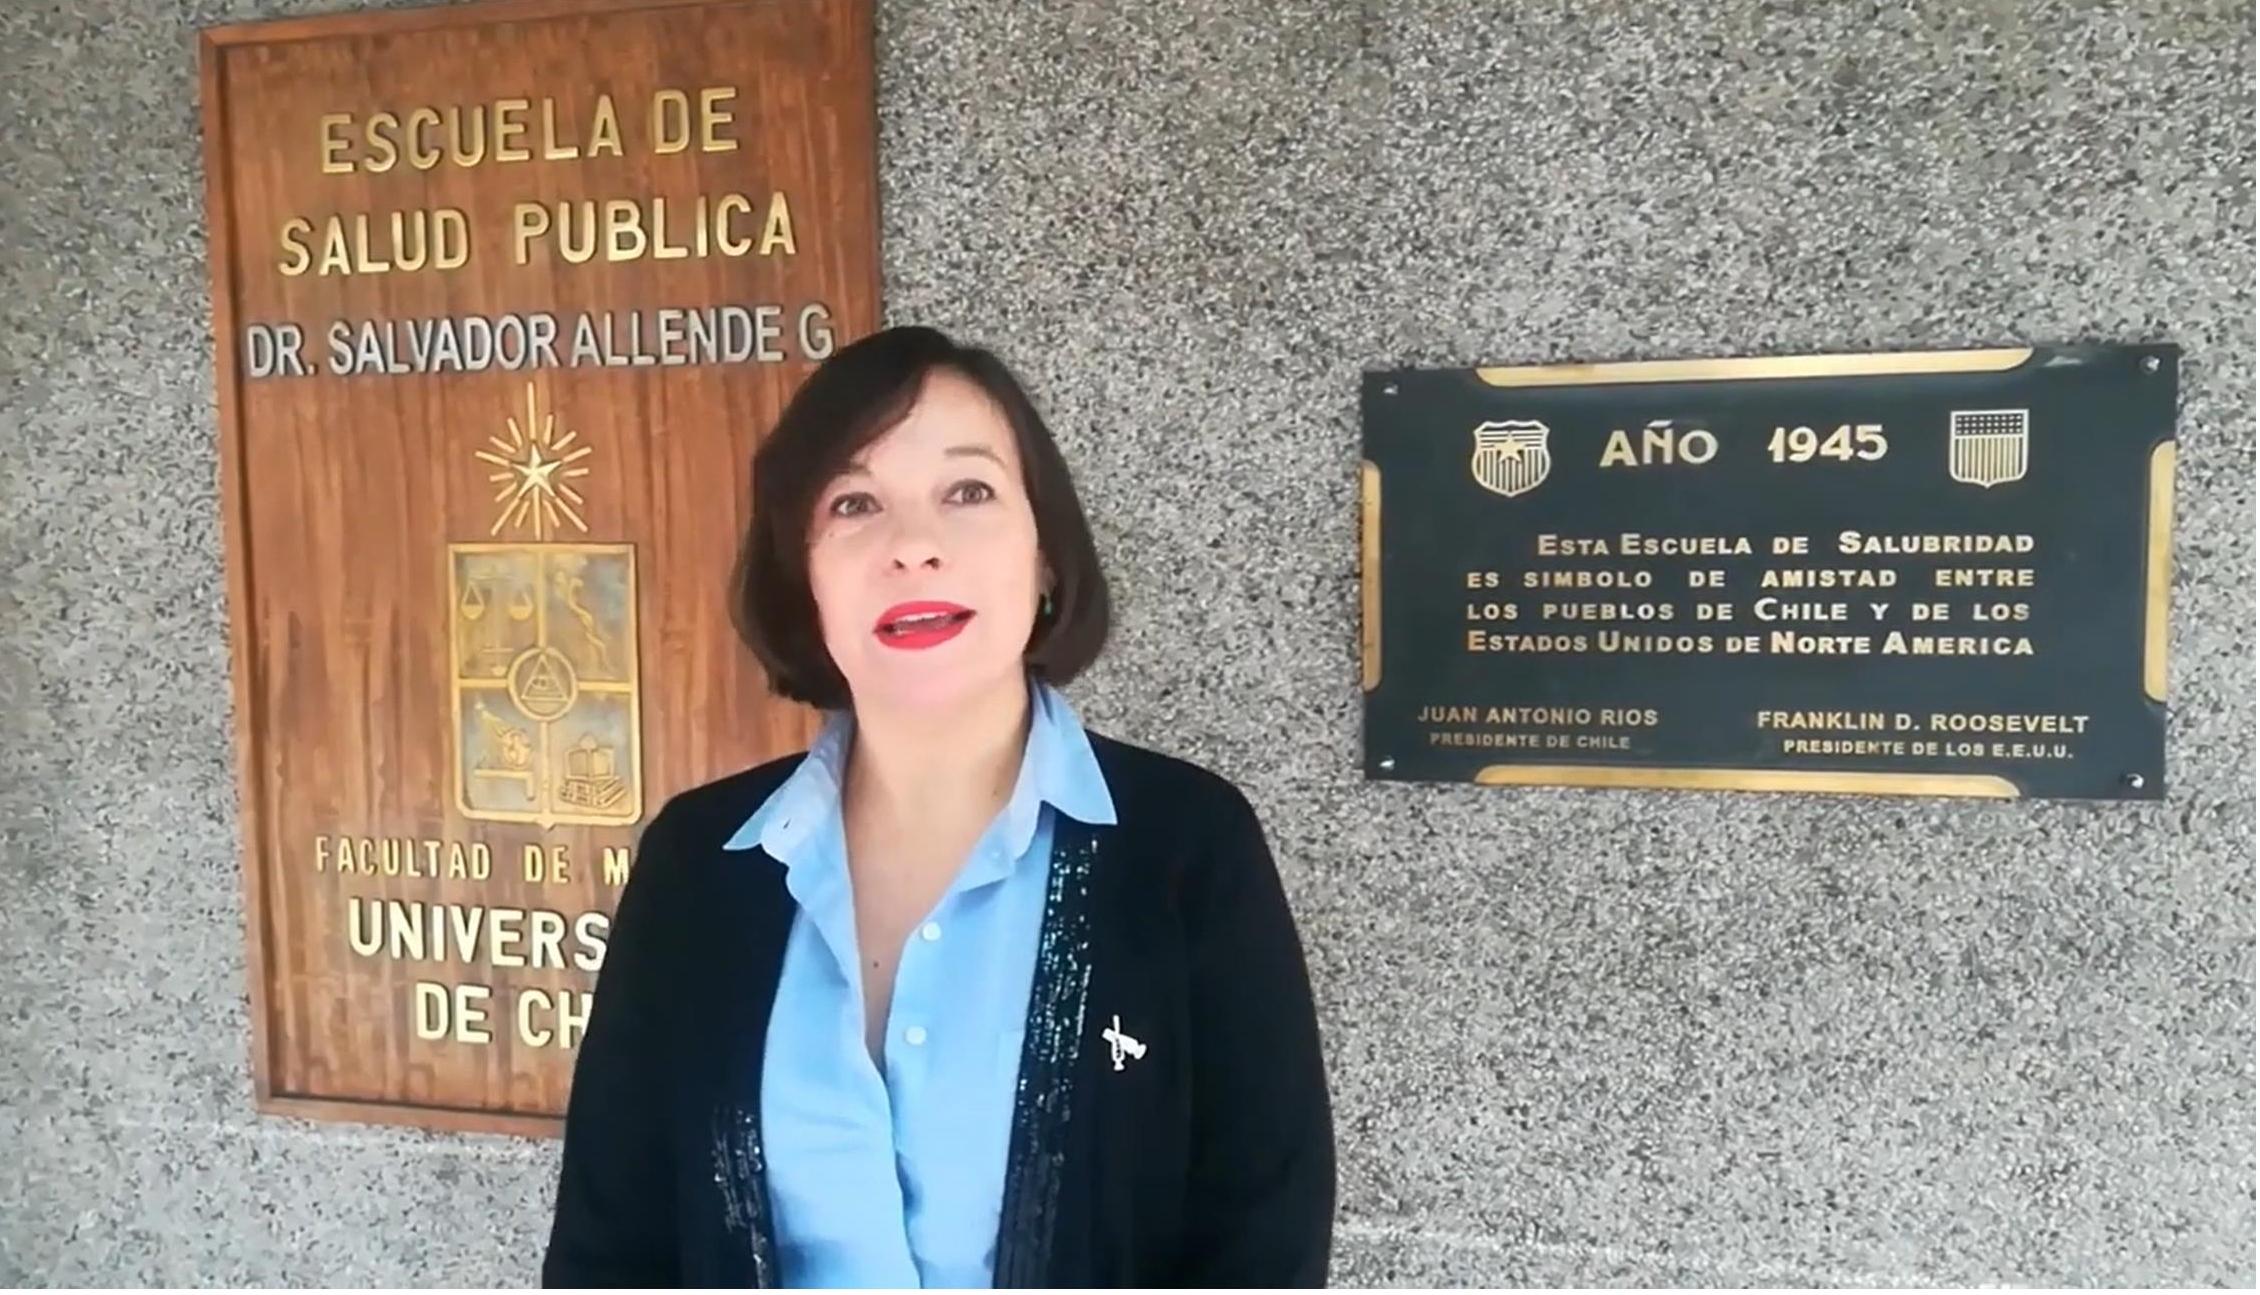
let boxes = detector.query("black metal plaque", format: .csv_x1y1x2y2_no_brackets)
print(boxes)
1359,344,2177,800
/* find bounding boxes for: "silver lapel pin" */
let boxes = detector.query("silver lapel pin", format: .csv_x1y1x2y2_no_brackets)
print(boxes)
1102,1015,1146,1071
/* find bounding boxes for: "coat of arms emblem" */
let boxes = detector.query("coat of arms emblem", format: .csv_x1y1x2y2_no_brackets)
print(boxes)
450,385,643,828
1948,408,2030,488
1470,419,1552,497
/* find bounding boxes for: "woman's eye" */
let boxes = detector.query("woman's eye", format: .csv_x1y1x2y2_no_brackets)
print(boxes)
948,479,996,504
827,492,876,518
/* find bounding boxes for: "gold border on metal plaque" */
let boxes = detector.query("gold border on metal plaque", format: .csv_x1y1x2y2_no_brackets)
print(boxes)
2144,441,2175,703
1474,765,2021,798
1474,346,2034,388
1361,460,1382,691
1383,344,2132,797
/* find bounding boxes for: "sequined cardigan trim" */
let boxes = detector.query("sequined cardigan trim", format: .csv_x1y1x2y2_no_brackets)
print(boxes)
992,818,1101,1286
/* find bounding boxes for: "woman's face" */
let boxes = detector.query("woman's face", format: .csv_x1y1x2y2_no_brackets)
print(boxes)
806,368,1046,716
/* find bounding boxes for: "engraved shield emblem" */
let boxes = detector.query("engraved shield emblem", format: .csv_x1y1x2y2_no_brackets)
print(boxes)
449,543,642,828
1948,408,2030,488
1470,420,1552,497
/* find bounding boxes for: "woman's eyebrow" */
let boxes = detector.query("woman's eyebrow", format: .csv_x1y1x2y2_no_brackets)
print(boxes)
836,445,1002,478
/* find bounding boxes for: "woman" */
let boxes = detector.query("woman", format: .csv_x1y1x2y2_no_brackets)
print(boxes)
542,325,1335,1287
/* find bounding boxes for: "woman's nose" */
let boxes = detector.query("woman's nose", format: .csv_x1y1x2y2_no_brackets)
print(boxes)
884,516,944,570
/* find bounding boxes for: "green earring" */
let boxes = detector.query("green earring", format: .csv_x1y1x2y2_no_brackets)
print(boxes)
1039,591,1055,618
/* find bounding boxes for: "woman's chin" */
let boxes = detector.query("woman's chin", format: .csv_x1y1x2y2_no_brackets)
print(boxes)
841,649,1023,717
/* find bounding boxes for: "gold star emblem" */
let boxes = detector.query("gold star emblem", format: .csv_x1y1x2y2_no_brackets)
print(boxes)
477,384,593,539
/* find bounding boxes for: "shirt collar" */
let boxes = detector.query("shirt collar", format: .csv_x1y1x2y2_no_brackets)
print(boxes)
1001,677,1118,853
720,678,1116,871
719,706,851,861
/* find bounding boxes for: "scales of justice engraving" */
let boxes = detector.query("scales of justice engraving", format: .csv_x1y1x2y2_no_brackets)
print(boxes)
1470,419,1552,497
1948,407,2030,488
449,383,643,828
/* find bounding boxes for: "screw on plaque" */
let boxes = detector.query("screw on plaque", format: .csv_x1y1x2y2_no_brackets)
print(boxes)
2124,773,2146,789
1379,757,1396,771
2141,356,2162,373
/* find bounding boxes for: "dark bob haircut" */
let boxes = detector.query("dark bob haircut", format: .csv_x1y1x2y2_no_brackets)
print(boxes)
731,325,1111,710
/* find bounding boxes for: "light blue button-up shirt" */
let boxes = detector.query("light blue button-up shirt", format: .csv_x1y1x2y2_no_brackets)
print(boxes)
722,679,1117,1288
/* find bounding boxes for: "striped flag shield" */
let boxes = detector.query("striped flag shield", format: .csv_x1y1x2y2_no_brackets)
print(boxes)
1948,408,2030,488
1470,420,1552,497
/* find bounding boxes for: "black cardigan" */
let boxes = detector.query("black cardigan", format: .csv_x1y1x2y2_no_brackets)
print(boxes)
540,731,1336,1287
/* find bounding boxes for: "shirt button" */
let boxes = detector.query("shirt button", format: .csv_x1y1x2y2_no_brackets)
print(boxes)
920,922,942,942
904,1026,928,1047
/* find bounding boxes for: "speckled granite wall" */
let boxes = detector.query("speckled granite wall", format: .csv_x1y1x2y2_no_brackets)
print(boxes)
1,0,2251,1285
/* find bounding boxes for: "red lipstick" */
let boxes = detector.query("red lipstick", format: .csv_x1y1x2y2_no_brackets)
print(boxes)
873,600,975,650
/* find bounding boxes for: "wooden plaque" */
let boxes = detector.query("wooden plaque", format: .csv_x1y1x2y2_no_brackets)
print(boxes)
198,0,877,1135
